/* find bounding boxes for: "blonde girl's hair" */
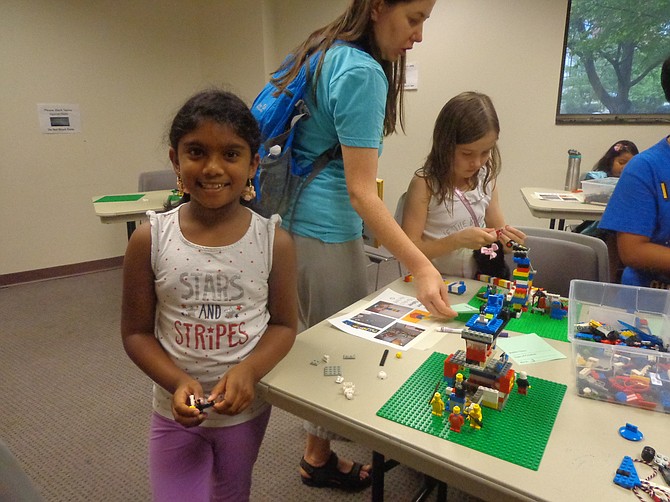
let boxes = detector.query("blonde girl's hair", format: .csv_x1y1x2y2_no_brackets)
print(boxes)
417,91,501,206
269,0,414,136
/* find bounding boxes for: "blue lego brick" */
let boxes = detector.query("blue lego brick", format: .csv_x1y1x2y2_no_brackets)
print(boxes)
613,456,640,489
466,316,503,335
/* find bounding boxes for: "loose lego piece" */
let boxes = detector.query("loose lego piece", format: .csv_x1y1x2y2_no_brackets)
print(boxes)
342,354,356,359
377,370,388,380
619,423,644,441
335,375,344,384
342,382,355,400
379,349,389,366
395,352,402,359
324,365,342,376
447,280,466,295
613,456,641,490
188,394,220,412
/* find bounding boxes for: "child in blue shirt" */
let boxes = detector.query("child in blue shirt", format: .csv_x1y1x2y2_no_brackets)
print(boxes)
599,56,670,288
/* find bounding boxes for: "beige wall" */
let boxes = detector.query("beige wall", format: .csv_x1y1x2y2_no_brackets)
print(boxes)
2,0,667,275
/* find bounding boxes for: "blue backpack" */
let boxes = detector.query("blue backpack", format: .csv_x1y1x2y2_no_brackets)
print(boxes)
250,50,342,220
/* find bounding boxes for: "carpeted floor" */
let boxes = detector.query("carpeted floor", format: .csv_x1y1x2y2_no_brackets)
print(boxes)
0,260,483,501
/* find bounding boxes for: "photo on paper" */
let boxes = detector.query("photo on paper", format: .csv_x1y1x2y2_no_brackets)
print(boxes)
535,192,582,202
328,288,434,350
365,301,413,318
402,310,431,323
374,323,425,346
342,320,380,333
350,311,396,329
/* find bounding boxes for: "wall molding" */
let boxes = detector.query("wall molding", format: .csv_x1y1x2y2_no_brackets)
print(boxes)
1,256,124,288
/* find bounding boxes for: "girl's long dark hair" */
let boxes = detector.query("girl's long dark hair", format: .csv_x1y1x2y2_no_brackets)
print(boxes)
593,140,639,175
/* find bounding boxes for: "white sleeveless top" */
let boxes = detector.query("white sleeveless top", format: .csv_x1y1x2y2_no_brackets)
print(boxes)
149,205,279,427
423,170,492,278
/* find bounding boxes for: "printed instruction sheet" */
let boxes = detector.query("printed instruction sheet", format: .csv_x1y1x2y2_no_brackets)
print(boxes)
329,289,433,350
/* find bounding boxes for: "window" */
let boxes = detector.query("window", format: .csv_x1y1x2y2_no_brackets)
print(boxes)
556,0,670,124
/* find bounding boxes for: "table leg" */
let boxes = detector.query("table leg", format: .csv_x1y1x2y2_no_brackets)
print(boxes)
372,451,386,502
126,221,137,240
549,218,556,229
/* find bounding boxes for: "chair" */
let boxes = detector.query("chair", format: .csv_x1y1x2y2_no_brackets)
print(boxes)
364,191,406,291
125,169,177,238
504,226,610,297
138,169,177,192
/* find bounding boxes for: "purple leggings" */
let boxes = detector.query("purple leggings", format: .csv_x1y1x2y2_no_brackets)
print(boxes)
149,408,271,502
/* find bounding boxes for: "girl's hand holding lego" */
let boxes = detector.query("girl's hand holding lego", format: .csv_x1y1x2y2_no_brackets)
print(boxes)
497,225,526,250
209,363,256,416
455,227,498,250
172,380,207,427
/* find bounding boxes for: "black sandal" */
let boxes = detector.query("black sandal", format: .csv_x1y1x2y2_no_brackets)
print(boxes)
299,451,372,491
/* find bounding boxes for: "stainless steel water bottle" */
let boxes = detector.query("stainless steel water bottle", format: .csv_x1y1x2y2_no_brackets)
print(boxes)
564,149,581,191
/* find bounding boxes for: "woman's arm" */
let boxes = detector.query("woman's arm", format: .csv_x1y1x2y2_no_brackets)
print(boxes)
342,145,456,318
210,226,297,415
120,223,204,426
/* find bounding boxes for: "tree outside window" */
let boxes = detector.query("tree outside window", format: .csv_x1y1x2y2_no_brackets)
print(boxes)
557,0,670,124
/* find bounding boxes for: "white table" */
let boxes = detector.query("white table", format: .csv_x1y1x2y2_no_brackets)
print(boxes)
520,187,605,230
92,189,175,238
258,277,667,501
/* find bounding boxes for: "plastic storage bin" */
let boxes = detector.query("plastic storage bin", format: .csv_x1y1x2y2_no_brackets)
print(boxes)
568,280,670,413
581,177,618,204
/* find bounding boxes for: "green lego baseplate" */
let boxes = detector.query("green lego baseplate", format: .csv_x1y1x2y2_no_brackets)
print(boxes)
464,287,569,342
376,351,567,471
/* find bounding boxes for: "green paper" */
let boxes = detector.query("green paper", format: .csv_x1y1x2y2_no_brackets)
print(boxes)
94,194,145,203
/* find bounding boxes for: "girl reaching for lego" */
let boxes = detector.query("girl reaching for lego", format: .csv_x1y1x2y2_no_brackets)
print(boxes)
121,89,297,501
401,91,525,279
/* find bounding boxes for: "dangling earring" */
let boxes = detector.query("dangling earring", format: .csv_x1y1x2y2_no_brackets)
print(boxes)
176,175,185,197
242,178,256,202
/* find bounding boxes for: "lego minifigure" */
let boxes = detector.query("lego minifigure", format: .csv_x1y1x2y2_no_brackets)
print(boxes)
517,371,531,395
467,403,483,429
430,392,446,417
448,405,465,432
454,373,466,399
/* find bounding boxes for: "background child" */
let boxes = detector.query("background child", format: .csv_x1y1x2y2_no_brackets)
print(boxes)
121,89,297,502
574,139,638,241
401,91,525,279
600,56,670,289
582,140,639,180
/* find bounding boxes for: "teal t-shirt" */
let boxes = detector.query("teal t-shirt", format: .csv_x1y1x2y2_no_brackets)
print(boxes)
286,45,387,242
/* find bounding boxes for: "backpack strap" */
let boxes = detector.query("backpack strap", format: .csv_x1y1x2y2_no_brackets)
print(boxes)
285,144,342,232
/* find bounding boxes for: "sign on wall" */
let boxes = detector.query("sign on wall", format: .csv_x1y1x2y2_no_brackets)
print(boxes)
37,103,82,134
